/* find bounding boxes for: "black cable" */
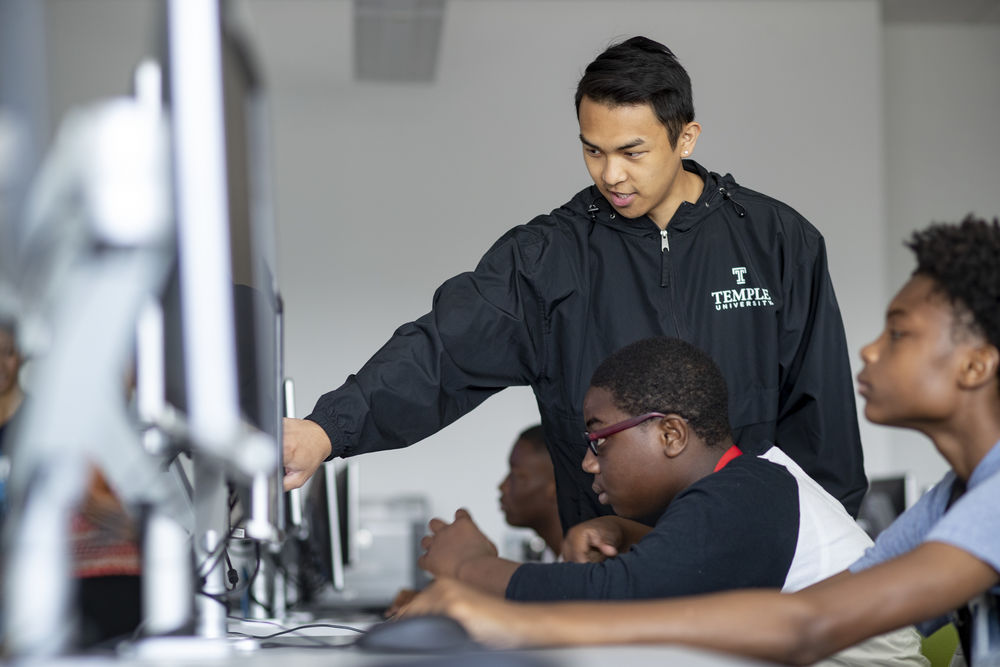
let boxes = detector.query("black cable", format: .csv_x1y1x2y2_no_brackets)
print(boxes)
227,619,365,649
247,622,367,639
199,544,262,603
195,514,245,580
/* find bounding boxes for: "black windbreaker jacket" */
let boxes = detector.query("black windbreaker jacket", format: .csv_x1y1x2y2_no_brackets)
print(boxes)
308,160,866,528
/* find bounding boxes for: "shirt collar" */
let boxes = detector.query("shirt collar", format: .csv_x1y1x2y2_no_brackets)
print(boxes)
968,439,1000,490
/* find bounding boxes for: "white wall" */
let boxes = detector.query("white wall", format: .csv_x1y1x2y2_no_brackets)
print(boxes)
881,23,1000,494
36,1,999,546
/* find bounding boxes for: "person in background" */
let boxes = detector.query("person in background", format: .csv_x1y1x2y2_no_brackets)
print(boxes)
498,424,562,560
387,424,562,616
0,318,24,514
400,217,1000,666
0,318,141,647
282,35,866,529
71,467,142,646
0,319,24,450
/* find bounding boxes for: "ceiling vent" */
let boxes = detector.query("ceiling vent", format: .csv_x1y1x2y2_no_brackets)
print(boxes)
353,0,446,82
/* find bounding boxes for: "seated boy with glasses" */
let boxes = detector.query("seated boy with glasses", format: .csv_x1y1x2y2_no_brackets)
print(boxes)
417,335,925,662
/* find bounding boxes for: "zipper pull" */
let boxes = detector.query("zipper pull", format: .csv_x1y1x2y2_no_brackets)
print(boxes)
660,229,670,251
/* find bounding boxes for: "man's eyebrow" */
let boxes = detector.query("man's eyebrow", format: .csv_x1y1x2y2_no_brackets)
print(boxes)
579,134,646,152
585,417,602,429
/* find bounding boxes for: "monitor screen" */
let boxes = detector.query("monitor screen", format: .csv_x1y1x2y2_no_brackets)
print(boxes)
298,461,359,597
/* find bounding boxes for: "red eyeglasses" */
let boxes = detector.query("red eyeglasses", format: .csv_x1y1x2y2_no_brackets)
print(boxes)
583,412,667,455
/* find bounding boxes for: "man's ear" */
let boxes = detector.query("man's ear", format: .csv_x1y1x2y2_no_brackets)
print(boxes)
659,415,689,459
678,121,701,156
959,343,1000,390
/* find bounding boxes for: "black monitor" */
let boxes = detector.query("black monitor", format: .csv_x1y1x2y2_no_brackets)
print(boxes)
857,474,915,538
298,460,360,598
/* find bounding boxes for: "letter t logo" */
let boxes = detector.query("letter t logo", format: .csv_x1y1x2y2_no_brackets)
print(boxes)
732,267,747,285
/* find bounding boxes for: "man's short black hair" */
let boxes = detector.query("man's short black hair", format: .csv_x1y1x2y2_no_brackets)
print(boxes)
906,215,1000,350
575,35,695,148
517,424,548,455
589,337,731,448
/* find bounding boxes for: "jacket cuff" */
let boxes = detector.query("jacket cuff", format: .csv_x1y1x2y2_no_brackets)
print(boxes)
304,413,342,462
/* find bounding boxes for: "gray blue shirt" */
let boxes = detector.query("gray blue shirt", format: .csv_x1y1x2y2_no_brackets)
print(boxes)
850,439,1000,641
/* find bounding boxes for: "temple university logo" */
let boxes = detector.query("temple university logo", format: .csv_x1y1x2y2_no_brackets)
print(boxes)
711,266,775,311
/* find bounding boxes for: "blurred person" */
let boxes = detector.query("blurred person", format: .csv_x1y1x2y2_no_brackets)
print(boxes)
387,424,561,617
0,318,24,512
0,318,24,448
498,424,562,560
0,319,141,647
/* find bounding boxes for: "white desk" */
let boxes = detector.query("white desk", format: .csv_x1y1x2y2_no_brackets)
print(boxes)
38,613,777,667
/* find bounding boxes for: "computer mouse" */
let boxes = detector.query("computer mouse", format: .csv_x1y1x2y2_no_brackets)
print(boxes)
353,614,478,653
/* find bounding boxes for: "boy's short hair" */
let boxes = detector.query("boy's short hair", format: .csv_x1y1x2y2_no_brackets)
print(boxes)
590,337,731,448
575,35,695,148
906,215,1000,349
517,424,548,455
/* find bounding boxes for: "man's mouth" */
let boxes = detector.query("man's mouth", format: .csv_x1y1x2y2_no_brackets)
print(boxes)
609,190,636,207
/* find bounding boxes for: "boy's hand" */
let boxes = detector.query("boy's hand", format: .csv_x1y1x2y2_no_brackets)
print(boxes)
397,578,534,649
562,516,624,562
384,588,418,618
418,508,498,579
282,417,332,491
562,515,654,562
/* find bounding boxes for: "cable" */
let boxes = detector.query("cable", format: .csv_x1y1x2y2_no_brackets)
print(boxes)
195,514,245,580
226,618,365,649
250,622,366,638
199,548,261,603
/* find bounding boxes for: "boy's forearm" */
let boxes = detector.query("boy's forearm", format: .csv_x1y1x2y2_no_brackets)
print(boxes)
454,557,521,596
616,517,654,549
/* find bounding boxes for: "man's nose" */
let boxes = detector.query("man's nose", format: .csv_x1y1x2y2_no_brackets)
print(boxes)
602,158,626,187
581,448,599,473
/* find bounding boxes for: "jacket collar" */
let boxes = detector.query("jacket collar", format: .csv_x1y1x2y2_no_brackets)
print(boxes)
576,160,741,235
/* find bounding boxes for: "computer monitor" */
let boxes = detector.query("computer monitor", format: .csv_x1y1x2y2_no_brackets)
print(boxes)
158,3,283,514
155,0,288,635
298,460,360,597
857,474,917,538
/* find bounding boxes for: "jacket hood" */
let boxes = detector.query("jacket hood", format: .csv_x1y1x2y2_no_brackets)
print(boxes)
569,159,746,236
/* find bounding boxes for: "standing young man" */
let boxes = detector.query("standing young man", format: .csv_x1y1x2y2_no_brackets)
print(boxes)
283,36,866,527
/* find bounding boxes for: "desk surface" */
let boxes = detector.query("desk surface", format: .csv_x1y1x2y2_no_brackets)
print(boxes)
48,644,773,667
38,614,776,667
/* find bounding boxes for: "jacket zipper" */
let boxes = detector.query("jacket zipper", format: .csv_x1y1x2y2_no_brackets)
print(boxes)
659,229,670,287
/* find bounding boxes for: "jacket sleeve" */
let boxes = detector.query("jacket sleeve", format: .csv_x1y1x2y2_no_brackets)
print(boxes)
776,224,867,517
306,227,548,458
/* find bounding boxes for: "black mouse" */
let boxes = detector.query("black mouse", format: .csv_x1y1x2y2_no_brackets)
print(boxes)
353,614,478,653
